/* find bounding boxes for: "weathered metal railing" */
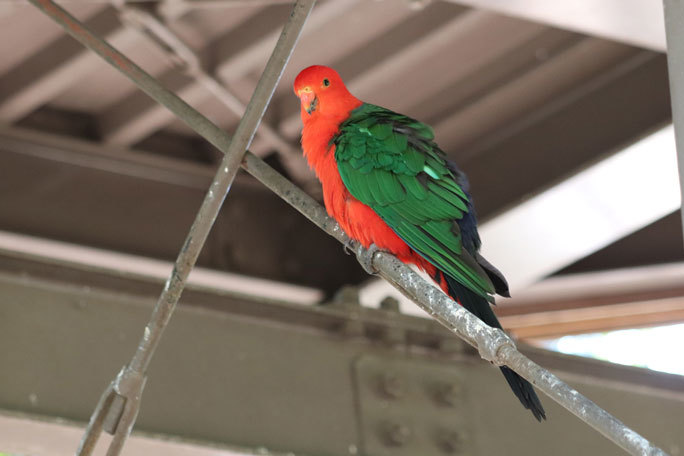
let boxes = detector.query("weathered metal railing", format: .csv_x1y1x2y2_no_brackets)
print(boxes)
28,1,667,455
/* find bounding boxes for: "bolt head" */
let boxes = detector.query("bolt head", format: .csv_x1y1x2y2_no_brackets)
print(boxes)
381,422,412,446
437,430,464,453
332,285,361,307
379,373,404,399
379,296,400,312
436,383,462,406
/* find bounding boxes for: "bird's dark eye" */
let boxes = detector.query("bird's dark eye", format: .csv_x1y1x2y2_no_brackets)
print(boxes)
323,78,330,87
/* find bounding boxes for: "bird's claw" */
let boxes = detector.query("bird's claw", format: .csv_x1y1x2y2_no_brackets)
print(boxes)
356,243,381,275
343,239,355,255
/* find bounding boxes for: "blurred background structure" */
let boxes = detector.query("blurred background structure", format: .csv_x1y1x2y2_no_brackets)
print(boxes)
0,1,683,455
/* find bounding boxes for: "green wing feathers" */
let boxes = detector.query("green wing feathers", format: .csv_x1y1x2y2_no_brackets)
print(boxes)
334,104,495,299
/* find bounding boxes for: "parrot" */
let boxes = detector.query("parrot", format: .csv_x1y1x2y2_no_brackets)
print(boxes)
294,65,545,421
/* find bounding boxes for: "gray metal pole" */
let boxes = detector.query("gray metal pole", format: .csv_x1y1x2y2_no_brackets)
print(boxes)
27,0,315,454
663,0,684,240
30,1,667,455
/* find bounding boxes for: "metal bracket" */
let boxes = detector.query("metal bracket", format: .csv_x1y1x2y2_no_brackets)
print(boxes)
353,354,473,456
76,365,147,456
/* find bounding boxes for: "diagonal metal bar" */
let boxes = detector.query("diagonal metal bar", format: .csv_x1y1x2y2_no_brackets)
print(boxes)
27,0,315,454
117,4,311,182
30,1,666,456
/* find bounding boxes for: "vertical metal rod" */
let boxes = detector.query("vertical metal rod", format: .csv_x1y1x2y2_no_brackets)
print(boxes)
663,0,684,239
29,0,667,455
28,0,315,454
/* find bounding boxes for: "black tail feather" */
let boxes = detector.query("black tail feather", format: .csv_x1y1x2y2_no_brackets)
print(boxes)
499,365,546,421
443,274,546,421
475,252,510,298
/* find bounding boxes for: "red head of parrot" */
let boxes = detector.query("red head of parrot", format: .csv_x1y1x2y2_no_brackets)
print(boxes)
293,65,361,119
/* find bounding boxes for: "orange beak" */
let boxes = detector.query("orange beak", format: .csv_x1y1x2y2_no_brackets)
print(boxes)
297,87,317,115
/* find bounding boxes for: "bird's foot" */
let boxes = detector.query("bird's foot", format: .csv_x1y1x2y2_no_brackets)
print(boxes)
343,238,356,255
356,243,382,275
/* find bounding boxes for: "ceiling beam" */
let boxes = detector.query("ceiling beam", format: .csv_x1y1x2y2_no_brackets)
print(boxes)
0,125,218,188
445,0,666,51
280,6,524,138
504,261,684,309
477,120,678,288
114,4,315,183
98,0,361,146
0,3,261,127
431,38,640,152
98,70,209,145
0,7,136,123
478,123,678,288
0,126,367,292
0,3,107,71
0,229,323,304
502,297,684,339
497,262,684,338
159,0,294,17
461,52,670,219
97,4,285,145
365,257,684,340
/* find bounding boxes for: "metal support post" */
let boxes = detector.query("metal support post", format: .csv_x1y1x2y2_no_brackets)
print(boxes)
27,0,315,454
31,1,667,455
663,0,684,240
